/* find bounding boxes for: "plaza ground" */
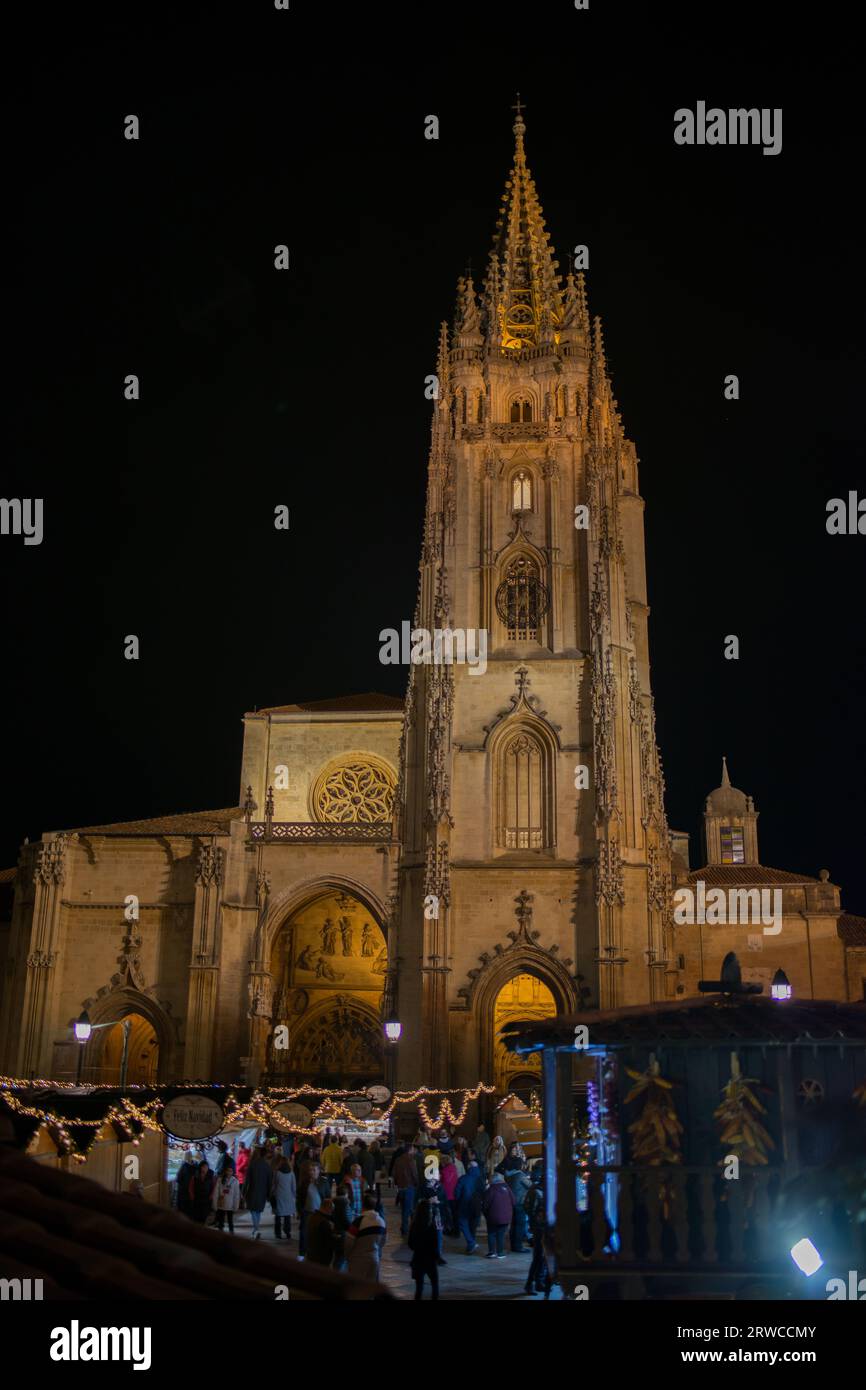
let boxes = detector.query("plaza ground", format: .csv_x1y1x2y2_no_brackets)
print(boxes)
226,1191,564,1300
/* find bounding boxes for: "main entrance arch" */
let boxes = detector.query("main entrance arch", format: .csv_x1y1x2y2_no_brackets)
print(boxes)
264,885,387,1084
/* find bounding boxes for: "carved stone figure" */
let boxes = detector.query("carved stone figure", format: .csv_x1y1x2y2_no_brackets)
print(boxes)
321,917,338,954
339,915,354,956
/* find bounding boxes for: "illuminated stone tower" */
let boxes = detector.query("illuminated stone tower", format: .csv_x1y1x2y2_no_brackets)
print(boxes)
391,105,675,1090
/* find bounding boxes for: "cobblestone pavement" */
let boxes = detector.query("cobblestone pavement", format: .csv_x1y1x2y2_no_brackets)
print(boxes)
229,1194,563,1300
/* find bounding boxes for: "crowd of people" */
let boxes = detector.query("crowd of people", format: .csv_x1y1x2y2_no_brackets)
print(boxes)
172,1121,553,1300
392,1123,552,1299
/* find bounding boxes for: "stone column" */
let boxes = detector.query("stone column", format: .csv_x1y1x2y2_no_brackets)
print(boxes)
18,834,76,1078
543,454,562,651
183,839,224,1080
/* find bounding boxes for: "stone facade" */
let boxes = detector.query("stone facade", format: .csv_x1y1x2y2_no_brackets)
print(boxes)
0,113,860,1092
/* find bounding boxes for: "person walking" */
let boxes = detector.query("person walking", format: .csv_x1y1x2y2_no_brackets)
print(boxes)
408,1199,440,1300
331,1182,353,1270
393,1142,418,1236
189,1160,216,1223
212,1158,241,1233
482,1172,515,1258
523,1163,552,1296
243,1146,272,1239
346,1163,364,1222
344,1194,386,1283
235,1141,250,1190
439,1153,460,1236
299,1161,324,1256
501,1140,525,1175
435,1124,454,1156
175,1150,200,1218
271,1156,297,1240
356,1140,376,1190
306,1197,337,1266
454,1157,483,1253
473,1123,491,1168
369,1138,383,1183
486,1133,507,1178
322,1132,343,1181
506,1161,532,1252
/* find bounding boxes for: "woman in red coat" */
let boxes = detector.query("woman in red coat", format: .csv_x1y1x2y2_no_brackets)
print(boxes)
235,1142,250,1187
439,1153,460,1235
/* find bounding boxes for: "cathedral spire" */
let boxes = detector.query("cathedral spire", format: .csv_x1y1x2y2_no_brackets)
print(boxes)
487,99,563,351
720,754,731,788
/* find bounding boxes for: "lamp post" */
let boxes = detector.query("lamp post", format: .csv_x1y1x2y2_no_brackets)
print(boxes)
73,1012,132,1086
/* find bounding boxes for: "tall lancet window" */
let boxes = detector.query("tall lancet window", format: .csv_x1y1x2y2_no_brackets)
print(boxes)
502,732,543,849
512,470,532,513
496,554,548,641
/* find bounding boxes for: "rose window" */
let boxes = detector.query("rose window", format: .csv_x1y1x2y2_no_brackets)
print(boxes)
312,759,396,823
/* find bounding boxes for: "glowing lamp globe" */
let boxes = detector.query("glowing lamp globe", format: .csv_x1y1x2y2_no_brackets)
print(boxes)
384,1017,402,1043
74,1011,92,1043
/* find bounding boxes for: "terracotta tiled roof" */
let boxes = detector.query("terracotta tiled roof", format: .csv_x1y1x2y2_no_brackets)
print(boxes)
688,864,828,887
252,692,405,715
0,1148,390,1301
0,866,16,884
838,913,866,947
502,995,866,1051
71,808,245,836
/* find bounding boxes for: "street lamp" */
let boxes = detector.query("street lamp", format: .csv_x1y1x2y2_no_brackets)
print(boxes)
771,968,792,1001
74,1010,92,1043
384,1011,402,1043
73,1012,132,1086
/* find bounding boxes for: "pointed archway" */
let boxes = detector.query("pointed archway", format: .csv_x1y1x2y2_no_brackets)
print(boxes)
455,890,577,1092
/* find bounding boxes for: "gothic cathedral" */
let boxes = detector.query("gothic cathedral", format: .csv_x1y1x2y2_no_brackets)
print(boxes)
1,112,860,1096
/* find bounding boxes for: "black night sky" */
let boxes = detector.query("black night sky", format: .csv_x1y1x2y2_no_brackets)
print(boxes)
4,5,864,911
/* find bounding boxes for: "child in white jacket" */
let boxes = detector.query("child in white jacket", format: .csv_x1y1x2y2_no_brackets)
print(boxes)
212,1162,241,1233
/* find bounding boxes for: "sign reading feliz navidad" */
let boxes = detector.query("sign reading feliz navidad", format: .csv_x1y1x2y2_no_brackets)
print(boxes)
160,1093,225,1140
272,1101,313,1132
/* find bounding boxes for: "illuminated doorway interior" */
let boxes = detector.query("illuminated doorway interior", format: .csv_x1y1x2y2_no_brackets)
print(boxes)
97,1013,159,1085
493,972,556,1096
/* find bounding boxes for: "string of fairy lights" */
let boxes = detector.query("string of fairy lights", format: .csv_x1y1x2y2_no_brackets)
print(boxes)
0,1077,499,1162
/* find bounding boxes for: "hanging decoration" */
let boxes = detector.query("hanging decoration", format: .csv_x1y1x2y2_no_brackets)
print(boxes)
624,1053,682,1217
714,1052,774,1168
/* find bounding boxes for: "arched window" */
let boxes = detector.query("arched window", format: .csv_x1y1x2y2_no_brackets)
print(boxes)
492,723,556,851
511,470,532,513
510,396,533,423
476,390,484,424
495,554,549,641
503,733,543,848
